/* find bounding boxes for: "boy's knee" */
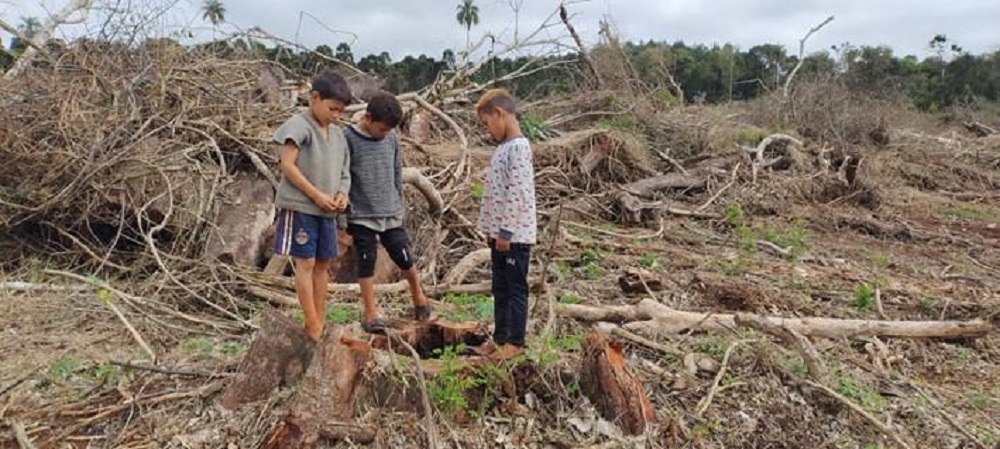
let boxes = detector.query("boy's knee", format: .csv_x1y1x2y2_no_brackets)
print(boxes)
295,258,317,271
383,229,414,270
356,245,378,278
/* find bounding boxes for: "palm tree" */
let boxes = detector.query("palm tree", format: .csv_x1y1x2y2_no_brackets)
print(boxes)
202,0,226,27
18,17,41,39
455,0,480,48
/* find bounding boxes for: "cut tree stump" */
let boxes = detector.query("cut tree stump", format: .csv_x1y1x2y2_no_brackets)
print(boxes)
579,331,656,435
220,310,314,410
370,318,490,358
262,326,377,447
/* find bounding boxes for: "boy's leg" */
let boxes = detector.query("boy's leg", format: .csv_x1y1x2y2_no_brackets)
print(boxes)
312,216,340,336
490,242,511,347
505,244,532,350
275,209,322,340
381,228,430,319
349,224,383,331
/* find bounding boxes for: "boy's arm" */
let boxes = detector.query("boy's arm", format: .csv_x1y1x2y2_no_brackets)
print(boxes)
339,137,351,197
394,135,404,206
495,143,533,241
280,142,336,211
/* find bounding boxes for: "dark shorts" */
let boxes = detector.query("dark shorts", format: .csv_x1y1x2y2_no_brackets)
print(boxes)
274,209,338,261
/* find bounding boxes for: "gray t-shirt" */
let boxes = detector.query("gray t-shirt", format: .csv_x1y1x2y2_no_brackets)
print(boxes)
273,113,351,217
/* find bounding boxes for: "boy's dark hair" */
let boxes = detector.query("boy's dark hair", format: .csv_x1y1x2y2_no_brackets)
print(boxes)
311,71,352,104
476,89,517,115
366,92,404,128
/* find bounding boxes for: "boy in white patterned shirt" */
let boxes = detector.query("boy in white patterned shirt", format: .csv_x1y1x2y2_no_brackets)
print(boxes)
475,89,537,361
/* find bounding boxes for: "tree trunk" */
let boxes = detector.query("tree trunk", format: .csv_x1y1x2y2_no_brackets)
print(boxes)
220,310,314,410
205,174,275,267
623,173,706,198
579,332,657,435
560,298,994,339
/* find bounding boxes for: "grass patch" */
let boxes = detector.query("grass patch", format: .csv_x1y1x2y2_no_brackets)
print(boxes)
836,375,884,410
443,293,493,321
48,357,82,381
852,283,877,312
638,253,662,269
520,113,555,143
181,337,215,355
326,304,361,325
559,293,583,305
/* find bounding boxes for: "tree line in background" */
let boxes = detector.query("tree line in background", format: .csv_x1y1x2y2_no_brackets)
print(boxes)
2,6,997,112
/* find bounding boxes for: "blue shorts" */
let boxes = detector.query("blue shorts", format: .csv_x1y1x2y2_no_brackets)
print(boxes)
274,209,338,261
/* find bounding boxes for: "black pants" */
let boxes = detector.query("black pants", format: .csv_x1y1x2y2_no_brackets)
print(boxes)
490,241,531,347
347,224,414,278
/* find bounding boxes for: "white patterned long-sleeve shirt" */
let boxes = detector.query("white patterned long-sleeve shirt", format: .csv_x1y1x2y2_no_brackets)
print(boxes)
477,136,537,245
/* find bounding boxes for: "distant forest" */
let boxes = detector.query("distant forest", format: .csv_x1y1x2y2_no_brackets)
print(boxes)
4,28,997,112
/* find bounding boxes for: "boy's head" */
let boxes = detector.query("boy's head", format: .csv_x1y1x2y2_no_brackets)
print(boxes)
476,89,518,142
309,71,352,126
361,92,403,140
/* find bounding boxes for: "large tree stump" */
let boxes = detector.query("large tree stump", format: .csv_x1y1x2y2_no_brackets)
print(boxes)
262,326,377,448
579,331,656,435
220,310,314,410
370,318,490,358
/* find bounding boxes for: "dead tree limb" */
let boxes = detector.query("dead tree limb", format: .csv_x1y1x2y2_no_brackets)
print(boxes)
964,121,997,138
402,167,444,215
559,299,994,339
784,15,835,98
623,173,706,198
559,2,602,89
442,249,491,285
735,314,829,385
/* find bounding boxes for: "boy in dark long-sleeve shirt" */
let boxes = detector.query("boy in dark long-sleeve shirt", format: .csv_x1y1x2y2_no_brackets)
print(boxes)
475,89,537,361
343,93,431,333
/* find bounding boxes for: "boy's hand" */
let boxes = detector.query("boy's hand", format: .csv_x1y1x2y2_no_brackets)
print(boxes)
333,192,348,212
312,193,339,212
494,235,511,252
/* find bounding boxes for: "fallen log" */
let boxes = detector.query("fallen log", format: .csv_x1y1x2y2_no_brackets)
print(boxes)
622,173,706,199
402,167,444,215
220,310,314,410
964,121,997,138
579,331,656,435
250,273,543,298
560,298,994,339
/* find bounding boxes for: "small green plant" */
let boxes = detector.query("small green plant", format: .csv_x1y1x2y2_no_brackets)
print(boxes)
529,333,584,368
291,309,305,324
556,261,573,278
519,114,555,143
220,341,248,357
836,375,883,410
579,248,604,265
49,357,82,381
443,293,493,321
470,181,485,203
698,336,729,357
718,260,741,276
428,344,480,415
863,444,885,449
852,283,877,312
638,253,662,269
760,219,809,261
182,337,215,355
582,263,605,280
974,426,996,446
559,293,583,305
786,356,809,379
326,304,360,325
945,203,1000,222
786,278,809,291
736,225,757,255
966,390,994,410
724,203,745,227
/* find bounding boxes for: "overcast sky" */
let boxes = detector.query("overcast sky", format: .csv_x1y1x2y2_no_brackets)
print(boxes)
3,0,998,60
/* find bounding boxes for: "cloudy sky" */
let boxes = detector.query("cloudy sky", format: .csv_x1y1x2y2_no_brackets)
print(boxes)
3,0,998,60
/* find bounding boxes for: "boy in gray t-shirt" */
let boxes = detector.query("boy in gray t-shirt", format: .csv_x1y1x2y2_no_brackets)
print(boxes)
272,71,352,341
343,93,430,333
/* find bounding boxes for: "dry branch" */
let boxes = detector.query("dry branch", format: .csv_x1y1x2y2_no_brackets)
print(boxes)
805,380,914,449
559,299,994,339
784,16,835,98
403,167,444,215
736,314,829,385
3,0,94,80
559,2,601,89
442,249,491,285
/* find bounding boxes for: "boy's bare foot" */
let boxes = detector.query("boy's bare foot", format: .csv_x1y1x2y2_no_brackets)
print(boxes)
490,344,524,361
472,342,498,356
